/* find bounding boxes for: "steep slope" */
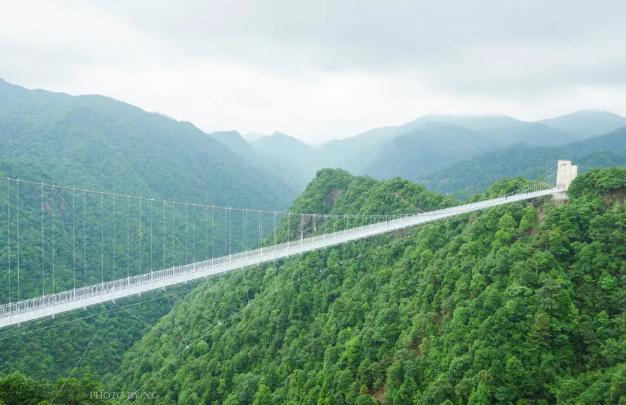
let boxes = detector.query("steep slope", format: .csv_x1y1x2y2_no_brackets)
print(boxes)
116,168,625,404
241,113,611,185
541,110,626,137
315,119,427,174
210,131,307,190
210,130,258,159
364,123,494,180
416,114,583,146
0,79,294,381
316,114,581,181
0,79,294,208
422,126,626,197
252,132,318,174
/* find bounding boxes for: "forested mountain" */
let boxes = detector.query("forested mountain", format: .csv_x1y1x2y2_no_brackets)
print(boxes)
1,78,624,403
422,126,626,197
0,79,294,382
211,109,626,197
240,113,595,187
314,114,580,177
314,118,428,174
363,123,493,179
541,110,626,137
251,132,319,180
210,130,306,190
0,79,294,207
115,168,626,404
358,115,587,182
415,114,584,146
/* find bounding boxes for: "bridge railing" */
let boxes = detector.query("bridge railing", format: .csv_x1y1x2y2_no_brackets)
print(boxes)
0,187,561,321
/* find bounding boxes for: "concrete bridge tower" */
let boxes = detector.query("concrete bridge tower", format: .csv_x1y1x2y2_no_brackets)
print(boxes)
554,160,578,200
556,160,578,190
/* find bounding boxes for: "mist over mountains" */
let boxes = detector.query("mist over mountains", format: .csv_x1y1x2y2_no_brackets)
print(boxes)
0,79,295,209
2,0,626,401
0,78,625,403
211,104,626,194
4,77,623,200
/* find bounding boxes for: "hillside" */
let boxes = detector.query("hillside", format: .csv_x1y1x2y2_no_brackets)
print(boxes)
315,119,428,174
0,79,295,381
422,127,626,197
541,110,626,137
210,130,307,190
115,168,626,404
252,132,319,180
260,114,586,183
416,114,583,146
363,122,494,179
359,115,586,182
0,79,294,207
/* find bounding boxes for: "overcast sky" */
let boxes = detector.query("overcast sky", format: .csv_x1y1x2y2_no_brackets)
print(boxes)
1,0,626,142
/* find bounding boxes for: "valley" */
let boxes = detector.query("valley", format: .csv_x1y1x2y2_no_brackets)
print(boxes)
0,80,624,404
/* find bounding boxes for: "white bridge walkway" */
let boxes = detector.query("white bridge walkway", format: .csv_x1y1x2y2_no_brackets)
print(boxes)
0,187,561,328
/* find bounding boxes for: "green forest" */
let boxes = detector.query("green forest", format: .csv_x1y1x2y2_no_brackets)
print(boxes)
421,127,626,198
105,168,624,403
0,80,624,404
0,79,292,387
1,167,625,403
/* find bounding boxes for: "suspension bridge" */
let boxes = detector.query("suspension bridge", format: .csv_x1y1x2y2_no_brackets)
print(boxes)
0,161,577,328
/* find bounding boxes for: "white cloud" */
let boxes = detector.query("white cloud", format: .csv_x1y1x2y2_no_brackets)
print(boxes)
1,0,626,142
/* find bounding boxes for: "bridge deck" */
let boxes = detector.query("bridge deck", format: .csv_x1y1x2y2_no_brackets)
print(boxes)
0,188,560,328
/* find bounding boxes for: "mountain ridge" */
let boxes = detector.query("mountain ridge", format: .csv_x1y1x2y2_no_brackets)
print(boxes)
541,109,626,136
116,168,626,404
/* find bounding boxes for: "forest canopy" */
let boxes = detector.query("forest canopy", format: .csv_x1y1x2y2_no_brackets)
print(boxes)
109,168,626,403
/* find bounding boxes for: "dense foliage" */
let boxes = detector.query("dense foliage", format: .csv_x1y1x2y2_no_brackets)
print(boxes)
0,79,291,380
227,113,601,189
421,127,626,197
0,371,106,405
115,168,625,403
2,79,625,402
211,131,310,190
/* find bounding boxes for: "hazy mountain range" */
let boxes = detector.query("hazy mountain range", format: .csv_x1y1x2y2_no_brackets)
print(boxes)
1,80,625,403
2,77,625,199
0,78,298,380
0,79,295,208
212,108,626,194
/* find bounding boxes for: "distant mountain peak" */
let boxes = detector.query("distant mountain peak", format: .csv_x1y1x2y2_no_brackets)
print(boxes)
255,131,311,148
211,129,243,138
541,110,626,136
417,113,515,121
559,109,623,116
266,131,308,143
